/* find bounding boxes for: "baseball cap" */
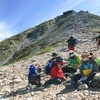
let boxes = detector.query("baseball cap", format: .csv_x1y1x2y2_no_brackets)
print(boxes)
52,52,58,56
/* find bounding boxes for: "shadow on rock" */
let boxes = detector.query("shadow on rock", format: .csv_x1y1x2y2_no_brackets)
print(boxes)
1,86,45,99
56,88,76,96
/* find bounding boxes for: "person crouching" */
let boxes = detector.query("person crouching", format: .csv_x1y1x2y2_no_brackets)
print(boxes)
27,64,41,89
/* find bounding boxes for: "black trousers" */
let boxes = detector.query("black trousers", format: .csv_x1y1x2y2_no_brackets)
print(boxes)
45,78,65,85
73,72,96,84
28,74,41,86
62,66,76,73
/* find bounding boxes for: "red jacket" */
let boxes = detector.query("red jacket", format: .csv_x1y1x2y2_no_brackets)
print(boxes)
50,66,65,79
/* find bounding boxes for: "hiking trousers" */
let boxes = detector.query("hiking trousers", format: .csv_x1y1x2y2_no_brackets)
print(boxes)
28,74,41,86
62,66,76,74
68,46,74,51
73,72,97,85
45,78,65,85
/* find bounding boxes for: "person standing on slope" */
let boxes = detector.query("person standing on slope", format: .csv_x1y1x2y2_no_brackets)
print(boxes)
67,36,77,51
96,35,100,50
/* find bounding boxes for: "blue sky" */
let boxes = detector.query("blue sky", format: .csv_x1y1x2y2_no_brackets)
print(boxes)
0,0,100,41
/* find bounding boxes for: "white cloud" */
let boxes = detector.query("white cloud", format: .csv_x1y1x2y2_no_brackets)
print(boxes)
0,21,18,41
67,0,85,9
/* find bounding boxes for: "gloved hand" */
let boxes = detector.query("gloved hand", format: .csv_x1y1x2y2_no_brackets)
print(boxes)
80,77,87,82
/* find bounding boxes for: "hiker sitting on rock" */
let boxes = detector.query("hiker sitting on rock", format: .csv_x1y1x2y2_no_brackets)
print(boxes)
44,52,63,75
65,51,99,88
27,64,41,89
67,36,77,51
44,59,67,85
68,50,81,69
62,50,81,76
90,52,100,71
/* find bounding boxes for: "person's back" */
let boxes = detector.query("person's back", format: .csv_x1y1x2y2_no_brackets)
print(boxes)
67,36,77,51
29,65,38,76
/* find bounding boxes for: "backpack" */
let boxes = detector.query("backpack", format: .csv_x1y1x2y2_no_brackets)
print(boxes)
44,57,63,75
68,38,77,47
44,61,54,75
29,65,38,76
90,73,100,88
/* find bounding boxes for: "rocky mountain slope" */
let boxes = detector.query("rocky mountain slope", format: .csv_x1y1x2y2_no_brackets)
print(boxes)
0,33,100,100
0,10,100,65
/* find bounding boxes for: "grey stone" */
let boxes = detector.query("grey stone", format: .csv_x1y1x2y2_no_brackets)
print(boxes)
78,84,88,90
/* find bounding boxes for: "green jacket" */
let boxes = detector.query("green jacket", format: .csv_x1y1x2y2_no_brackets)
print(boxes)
95,57,100,66
69,55,81,69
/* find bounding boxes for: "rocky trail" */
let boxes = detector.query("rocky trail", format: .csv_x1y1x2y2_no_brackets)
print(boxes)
0,34,100,100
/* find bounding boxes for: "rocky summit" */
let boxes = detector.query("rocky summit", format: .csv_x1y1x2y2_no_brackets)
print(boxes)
0,10,100,65
0,33,100,100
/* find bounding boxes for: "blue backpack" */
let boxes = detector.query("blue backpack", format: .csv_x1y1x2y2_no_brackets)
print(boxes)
44,57,63,75
29,65,38,76
44,61,54,75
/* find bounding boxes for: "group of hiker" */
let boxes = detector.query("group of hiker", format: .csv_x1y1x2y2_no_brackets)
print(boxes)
27,35,100,89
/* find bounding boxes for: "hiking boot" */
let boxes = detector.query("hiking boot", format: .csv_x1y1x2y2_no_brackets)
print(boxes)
26,83,33,90
38,86,45,89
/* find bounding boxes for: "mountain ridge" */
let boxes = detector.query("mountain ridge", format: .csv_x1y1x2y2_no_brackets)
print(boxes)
0,10,100,65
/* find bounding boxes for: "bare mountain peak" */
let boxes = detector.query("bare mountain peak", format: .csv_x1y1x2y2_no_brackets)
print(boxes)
63,10,75,16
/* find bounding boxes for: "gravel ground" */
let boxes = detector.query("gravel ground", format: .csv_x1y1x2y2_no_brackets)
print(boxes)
0,34,100,100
